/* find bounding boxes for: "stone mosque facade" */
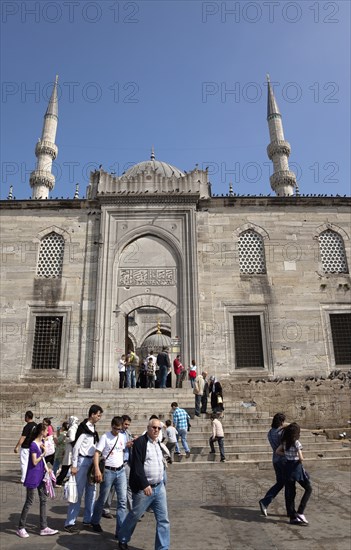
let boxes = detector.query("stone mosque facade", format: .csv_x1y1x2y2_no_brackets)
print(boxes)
1,77,350,388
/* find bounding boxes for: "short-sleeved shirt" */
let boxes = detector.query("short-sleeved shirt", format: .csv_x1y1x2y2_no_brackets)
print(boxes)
21,422,37,449
284,440,302,461
96,431,125,468
24,441,45,489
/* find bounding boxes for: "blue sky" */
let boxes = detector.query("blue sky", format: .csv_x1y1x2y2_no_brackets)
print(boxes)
1,0,350,199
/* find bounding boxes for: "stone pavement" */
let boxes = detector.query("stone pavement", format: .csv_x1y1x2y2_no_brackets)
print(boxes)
1,462,350,550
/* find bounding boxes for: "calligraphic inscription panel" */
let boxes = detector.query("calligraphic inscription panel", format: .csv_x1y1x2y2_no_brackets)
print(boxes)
119,268,176,286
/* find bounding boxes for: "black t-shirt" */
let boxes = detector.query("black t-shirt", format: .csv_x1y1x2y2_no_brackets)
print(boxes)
21,422,36,449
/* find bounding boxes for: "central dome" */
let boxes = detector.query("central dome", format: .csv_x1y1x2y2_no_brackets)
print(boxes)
123,149,184,179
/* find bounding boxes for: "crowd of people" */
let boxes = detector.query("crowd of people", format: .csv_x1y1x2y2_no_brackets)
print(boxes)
14,389,313,547
14,403,193,548
117,347,226,397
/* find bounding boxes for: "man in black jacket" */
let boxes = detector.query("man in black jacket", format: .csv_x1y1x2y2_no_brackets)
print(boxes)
118,418,170,550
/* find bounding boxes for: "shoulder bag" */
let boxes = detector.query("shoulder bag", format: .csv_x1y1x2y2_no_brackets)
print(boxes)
87,436,119,485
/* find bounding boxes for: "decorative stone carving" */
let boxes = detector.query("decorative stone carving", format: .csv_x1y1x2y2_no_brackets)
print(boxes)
267,140,291,160
30,170,55,190
35,140,58,160
119,268,176,286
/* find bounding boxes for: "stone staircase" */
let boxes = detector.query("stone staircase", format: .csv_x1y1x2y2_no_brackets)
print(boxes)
1,387,350,474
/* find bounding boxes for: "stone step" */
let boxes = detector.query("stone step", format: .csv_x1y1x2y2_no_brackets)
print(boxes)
2,455,350,475
166,455,351,470
189,448,351,460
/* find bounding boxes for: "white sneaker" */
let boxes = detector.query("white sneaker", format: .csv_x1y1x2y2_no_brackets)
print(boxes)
40,527,58,536
16,528,29,538
296,513,308,524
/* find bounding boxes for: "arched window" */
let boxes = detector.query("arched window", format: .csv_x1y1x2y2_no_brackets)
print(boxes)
238,230,266,274
37,232,65,278
318,230,348,274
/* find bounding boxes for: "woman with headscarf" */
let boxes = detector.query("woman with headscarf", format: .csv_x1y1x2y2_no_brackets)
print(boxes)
209,376,224,414
55,416,79,486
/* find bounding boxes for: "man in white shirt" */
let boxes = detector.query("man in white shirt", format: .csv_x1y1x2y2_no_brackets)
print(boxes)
90,416,127,539
64,404,103,534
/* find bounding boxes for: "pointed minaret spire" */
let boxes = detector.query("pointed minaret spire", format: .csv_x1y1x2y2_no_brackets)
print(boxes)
30,76,59,199
150,145,155,161
229,182,234,197
74,183,79,199
266,74,296,196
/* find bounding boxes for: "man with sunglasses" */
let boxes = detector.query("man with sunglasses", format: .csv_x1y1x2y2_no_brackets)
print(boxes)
118,419,170,550
90,416,127,540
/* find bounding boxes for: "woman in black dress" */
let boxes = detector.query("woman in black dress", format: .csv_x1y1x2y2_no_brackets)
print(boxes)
209,377,224,414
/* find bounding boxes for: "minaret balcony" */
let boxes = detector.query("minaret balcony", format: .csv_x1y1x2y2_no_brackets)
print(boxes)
267,140,291,160
270,170,296,188
30,170,55,190
35,140,58,160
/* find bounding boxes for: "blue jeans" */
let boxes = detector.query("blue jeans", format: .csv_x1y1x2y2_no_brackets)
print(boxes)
159,366,167,388
118,482,170,550
126,367,136,388
65,456,96,526
195,394,202,415
176,428,190,453
53,457,62,476
91,467,127,537
261,460,286,508
209,436,225,460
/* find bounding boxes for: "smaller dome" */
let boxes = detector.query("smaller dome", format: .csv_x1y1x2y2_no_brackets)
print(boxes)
123,149,184,179
141,332,171,354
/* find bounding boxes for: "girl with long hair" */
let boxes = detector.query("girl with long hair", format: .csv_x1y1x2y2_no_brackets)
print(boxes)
17,423,58,538
276,422,312,525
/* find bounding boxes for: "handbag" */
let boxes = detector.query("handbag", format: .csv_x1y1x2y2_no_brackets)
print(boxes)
87,456,105,485
44,470,56,499
44,435,55,456
63,475,78,503
87,436,119,485
217,395,223,404
43,458,56,499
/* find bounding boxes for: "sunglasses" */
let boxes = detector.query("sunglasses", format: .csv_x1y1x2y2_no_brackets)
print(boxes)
150,426,162,431
112,426,121,430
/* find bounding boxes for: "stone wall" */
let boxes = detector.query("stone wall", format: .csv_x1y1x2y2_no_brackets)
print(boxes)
222,372,351,429
197,198,351,378
0,201,99,386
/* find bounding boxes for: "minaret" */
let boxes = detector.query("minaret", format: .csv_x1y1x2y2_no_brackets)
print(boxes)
30,76,59,199
266,75,296,196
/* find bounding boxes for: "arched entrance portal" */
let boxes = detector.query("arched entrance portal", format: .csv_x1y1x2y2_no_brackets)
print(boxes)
124,306,174,387
92,221,199,388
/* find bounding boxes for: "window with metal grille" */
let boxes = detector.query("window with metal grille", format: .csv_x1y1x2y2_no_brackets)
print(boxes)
37,232,64,278
238,230,266,274
330,313,351,365
31,316,63,369
318,230,348,274
233,315,264,368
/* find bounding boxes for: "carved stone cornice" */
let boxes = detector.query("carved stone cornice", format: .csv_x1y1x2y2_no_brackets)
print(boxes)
29,170,55,190
267,140,291,160
88,166,210,199
97,193,200,206
270,170,296,190
35,140,58,160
